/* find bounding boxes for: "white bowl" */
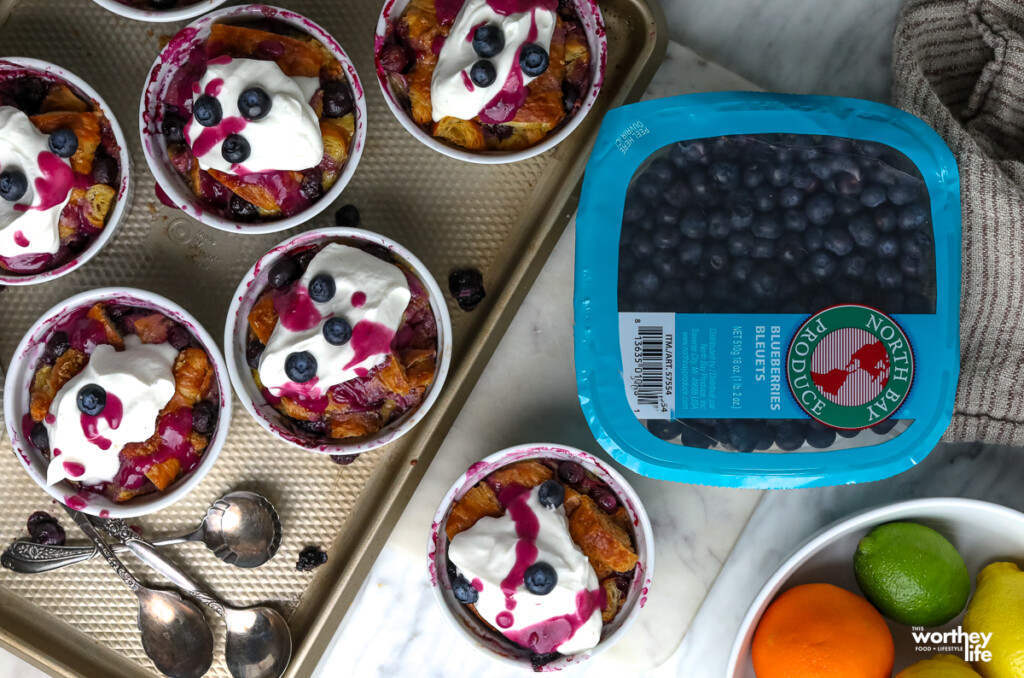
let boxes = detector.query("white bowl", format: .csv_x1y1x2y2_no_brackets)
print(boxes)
225,227,452,453
428,444,654,671
0,58,132,285
90,0,228,23
139,4,367,233
4,287,233,518
728,498,1024,676
373,0,607,164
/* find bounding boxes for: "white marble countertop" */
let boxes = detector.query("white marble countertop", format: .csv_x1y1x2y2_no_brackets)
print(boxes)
0,0,911,675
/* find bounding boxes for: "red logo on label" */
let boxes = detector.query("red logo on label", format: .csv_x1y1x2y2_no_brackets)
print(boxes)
810,327,891,407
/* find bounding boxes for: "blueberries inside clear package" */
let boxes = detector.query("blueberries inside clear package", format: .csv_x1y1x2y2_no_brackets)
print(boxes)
575,93,961,489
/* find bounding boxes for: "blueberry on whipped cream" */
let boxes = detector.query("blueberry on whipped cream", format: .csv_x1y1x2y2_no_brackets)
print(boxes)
430,0,556,123
184,57,323,174
0,106,75,259
447,483,605,656
258,244,412,399
44,336,178,487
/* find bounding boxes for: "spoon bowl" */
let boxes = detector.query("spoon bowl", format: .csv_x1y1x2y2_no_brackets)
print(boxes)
199,491,282,568
137,588,215,678
224,605,293,678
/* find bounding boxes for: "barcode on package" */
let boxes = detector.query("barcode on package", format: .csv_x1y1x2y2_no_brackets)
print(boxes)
619,313,675,419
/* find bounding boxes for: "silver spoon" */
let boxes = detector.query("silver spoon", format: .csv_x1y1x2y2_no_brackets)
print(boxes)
63,507,214,678
99,517,292,678
3,491,281,574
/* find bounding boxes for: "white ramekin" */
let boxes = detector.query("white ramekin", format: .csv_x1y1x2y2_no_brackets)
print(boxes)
225,227,452,453
90,0,229,23
5,287,233,518
0,58,133,286
374,0,607,164
428,444,654,671
139,4,367,233
727,498,1024,677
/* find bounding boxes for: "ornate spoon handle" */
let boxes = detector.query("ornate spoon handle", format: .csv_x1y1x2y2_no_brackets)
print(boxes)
98,518,227,617
1,534,194,574
62,507,141,593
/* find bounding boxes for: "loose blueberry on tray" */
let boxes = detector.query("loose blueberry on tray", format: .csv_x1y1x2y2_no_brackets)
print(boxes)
618,134,937,315
296,545,328,572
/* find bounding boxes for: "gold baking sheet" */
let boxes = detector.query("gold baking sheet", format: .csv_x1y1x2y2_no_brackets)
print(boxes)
0,0,667,676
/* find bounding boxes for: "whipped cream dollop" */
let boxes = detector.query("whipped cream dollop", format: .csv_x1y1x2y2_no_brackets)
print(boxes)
431,0,556,123
258,244,412,399
448,484,604,655
0,106,74,258
185,57,323,174
45,335,179,487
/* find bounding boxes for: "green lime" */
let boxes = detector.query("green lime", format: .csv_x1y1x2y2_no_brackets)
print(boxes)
853,521,970,627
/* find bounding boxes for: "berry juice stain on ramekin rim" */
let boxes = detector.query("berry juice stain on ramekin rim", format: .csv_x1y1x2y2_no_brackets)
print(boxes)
427,443,653,671
5,289,232,518
0,59,132,285
139,4,367,233
225,227,452,455
373,0,606,163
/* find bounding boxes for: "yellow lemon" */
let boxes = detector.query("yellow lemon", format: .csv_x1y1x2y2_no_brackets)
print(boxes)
963,562,1024,678
896,654,983,677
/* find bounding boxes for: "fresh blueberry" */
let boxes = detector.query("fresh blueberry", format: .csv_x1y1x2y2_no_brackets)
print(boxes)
450,269,487,311
730,258,755,284
688,170,715,203
221,134,251,164
192,94,222,127
162,112,186,144
750,265,781,298
284,351,317,383
707,211,731,239
902,230,932,258
876,262,903,290
47,128,78,158
804,225,825,251
860,183,887,208
774,421,804,451
778,234,805,267
743,162,765,188
840,254,868,279
653,204,680,229
537,480,565,509
725,420,759,452
229,194,259,221
238,87,271,121
729,204,755,230
705,243,729,272
752,214,783,239
783,209,808,233
296,546,328,572
308,273,336,302
92,154,118,187
809,251,837,279
835,172,862,197
519,44,549,76
246,339,265,369
679,423,715,448
646,158,674,185
751,238,776,260
557,461,585,485
648,419,683,440
470,60,497,87
875,235,900,259
710,161,740,188
524,562,557,595
872,418,899,435
777,185,803,209
630,269,661,296
269,256,302,289
472,24,505,58
753,185,776,212
887,182,919,205
680,209,708,238
683,278,705,301
823,226,854,257
661,179,690,208
848,213,877,247
805,194,834,226
76,384,106,416
805,421,837,448
673,140,709,166
791,165,818,191
767,163,792,187
873,206,898,232
451,572,479,603
727,232,753,257
809,157,834,180
0,169,28,202
322,81,354,118
323,317,353,345
630,231,655,258
833,278,864,300
191,400,217,435
835,196,862,218
652,250,680,278
898,203,929,231
900,253,929,277
29,422,49,450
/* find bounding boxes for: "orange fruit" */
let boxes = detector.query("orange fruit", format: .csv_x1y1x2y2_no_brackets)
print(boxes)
751,583,895,678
